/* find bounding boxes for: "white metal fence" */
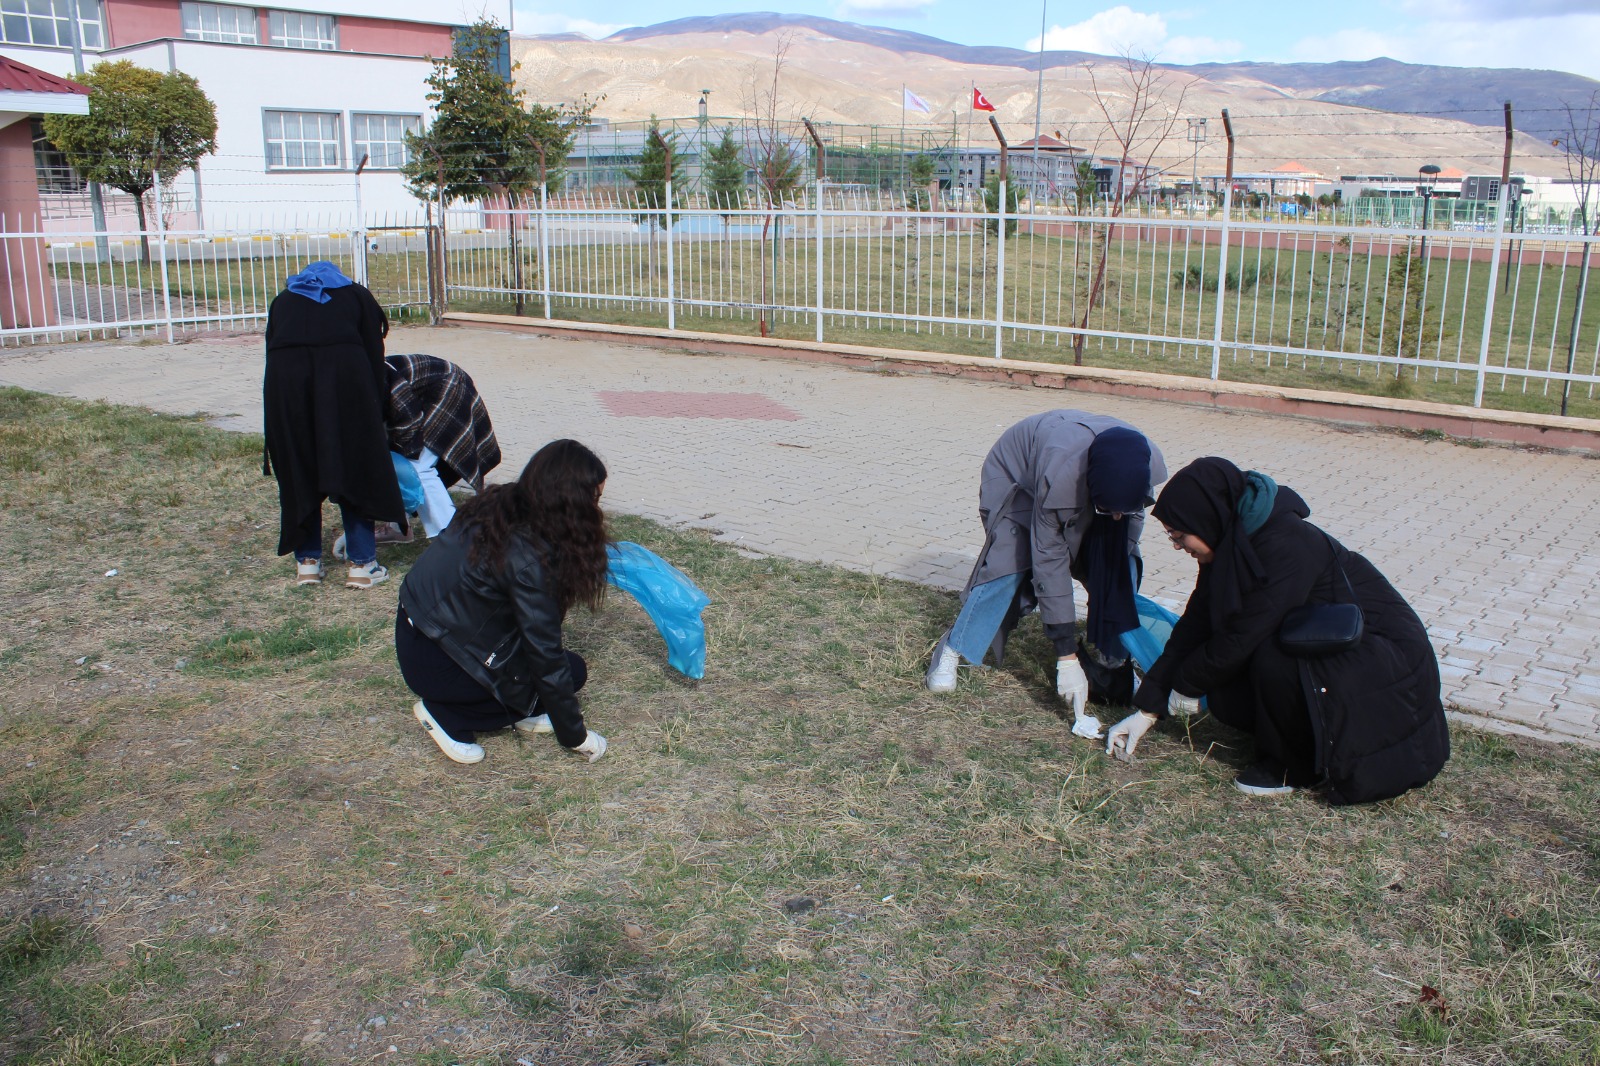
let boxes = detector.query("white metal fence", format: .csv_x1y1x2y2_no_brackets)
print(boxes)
442,184,1600,417
5,187,1599,418
0,212,433,346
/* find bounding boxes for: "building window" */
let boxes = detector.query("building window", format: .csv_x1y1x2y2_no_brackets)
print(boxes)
0,0,104,49
32,117,83,193
264,110,341,169
268,10,333,50
351,113,420,169
181,2,257,44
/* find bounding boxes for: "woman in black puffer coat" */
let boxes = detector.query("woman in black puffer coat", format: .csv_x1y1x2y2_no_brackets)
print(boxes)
1105,457,1449,805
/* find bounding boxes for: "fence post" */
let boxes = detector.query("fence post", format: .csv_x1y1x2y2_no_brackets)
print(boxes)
994,178,1007,360
814,180,825,343
1474,186,1511,408
152,183,174,344
664,179,676,331
1210,110,1236,381
537,183,552,321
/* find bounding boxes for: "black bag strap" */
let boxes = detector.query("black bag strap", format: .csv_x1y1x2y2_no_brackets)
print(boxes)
1318,529,1357,605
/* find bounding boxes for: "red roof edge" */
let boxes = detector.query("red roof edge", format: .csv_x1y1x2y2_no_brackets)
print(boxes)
0,56,90,96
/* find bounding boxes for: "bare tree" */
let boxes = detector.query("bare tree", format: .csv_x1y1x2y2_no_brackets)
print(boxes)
1557,92,1600,415
1073,54,1187,365
742,38,805,338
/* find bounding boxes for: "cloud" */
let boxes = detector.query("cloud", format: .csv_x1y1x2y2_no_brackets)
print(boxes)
1029,6,1241,63
835,0,936,17
1289,12,1600,78
512,8,628,38
1402,0,1600,19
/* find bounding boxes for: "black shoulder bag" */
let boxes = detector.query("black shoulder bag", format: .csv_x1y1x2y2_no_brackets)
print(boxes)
1277,533,1364,658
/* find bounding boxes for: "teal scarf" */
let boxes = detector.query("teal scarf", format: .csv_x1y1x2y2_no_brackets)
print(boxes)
1236,470,1278,536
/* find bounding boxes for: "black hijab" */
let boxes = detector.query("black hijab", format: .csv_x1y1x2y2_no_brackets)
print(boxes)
1080,427,1153,660
1152,457,1308,626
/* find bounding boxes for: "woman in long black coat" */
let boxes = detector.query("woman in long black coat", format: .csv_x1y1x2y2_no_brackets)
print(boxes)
263,261,405,589
1105,457,1449,805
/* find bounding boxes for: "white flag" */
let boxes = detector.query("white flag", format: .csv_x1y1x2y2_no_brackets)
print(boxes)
903,87,932,114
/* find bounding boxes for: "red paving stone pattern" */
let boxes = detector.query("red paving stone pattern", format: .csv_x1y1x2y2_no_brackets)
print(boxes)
597,390,802,421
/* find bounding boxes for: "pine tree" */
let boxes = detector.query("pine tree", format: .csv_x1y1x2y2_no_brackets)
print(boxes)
704,129,747,217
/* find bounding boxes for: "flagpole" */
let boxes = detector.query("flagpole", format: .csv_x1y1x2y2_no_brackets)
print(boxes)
968,82,974,156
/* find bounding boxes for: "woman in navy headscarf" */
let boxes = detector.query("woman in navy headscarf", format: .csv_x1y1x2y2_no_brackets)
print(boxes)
926,410,1166,741
262,260,405,589
1105,457,1449,804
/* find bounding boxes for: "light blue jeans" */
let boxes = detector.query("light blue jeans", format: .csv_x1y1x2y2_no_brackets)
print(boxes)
946,572,1024,665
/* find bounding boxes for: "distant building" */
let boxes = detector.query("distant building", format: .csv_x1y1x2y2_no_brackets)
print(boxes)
0,0,512,227
0,56,88,327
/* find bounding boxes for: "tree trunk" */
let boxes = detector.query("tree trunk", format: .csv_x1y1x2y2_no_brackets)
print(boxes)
1074,213,1122,366
133,190,151,266
1562,212,1592,416
507,190,524,316
759,210,773,337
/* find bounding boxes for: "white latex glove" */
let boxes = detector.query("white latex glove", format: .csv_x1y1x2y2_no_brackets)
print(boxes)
568,730,608,763
1168,691,1202,717
1056,656,1097,734
1106,710,1157,759
1055,656,1089,714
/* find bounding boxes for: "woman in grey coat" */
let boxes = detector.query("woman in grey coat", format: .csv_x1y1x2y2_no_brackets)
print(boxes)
926,410,1167,740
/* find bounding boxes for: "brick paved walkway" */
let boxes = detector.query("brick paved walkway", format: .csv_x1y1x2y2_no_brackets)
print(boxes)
4,326,1597,748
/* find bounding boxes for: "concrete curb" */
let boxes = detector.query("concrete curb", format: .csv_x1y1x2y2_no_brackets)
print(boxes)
442,312,1600,455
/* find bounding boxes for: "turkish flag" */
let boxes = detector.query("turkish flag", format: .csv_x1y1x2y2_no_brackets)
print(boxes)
973,88,996,112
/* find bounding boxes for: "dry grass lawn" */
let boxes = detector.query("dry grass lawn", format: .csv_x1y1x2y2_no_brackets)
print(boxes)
0,388,1596,1065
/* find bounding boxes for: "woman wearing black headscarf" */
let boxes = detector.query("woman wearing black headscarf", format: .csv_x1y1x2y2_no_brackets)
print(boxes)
1105,457,1449,804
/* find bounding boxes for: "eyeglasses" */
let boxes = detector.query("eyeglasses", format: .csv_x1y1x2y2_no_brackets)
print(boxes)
1164,527,1187,545
1094,505,1144,519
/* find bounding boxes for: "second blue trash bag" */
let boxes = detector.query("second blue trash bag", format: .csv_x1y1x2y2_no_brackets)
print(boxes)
604,542,710,680
1120,594,1181,674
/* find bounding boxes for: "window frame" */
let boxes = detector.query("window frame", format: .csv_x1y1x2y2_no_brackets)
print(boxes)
262,108,344,172
267,9,335,50
349,111,421,171
0,0,104,50
180,2,259,45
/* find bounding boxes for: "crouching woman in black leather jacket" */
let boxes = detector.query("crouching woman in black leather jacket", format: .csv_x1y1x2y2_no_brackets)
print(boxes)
395,439,610,765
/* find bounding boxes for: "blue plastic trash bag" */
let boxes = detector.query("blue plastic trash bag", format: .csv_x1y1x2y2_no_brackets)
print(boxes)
390,452,425,514
1121,594,1207,711
605,541,710,680
1120,594,1179,674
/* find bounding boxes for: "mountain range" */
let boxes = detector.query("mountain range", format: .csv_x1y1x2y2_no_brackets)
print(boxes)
513,12,1600,178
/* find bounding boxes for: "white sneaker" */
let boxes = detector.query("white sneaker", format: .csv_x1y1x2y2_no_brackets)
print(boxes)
345,562,389,590
412,701,484,764
295,558,324,586
925,636,961,693
514,713,553,735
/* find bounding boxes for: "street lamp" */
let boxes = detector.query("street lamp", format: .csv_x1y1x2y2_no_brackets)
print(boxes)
1186,118,1207,209
1414,163,1442,362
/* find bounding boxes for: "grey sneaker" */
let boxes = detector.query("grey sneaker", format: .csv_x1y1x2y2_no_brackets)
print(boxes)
925,636,960,693
345,562,389,590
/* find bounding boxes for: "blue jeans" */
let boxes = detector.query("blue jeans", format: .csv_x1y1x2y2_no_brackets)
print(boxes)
293,506,376,566
947,572,1025,665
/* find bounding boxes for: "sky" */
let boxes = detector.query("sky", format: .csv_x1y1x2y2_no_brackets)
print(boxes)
509,0,1600,80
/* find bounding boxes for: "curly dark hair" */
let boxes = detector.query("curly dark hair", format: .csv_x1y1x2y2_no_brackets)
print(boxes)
453,439,610,614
